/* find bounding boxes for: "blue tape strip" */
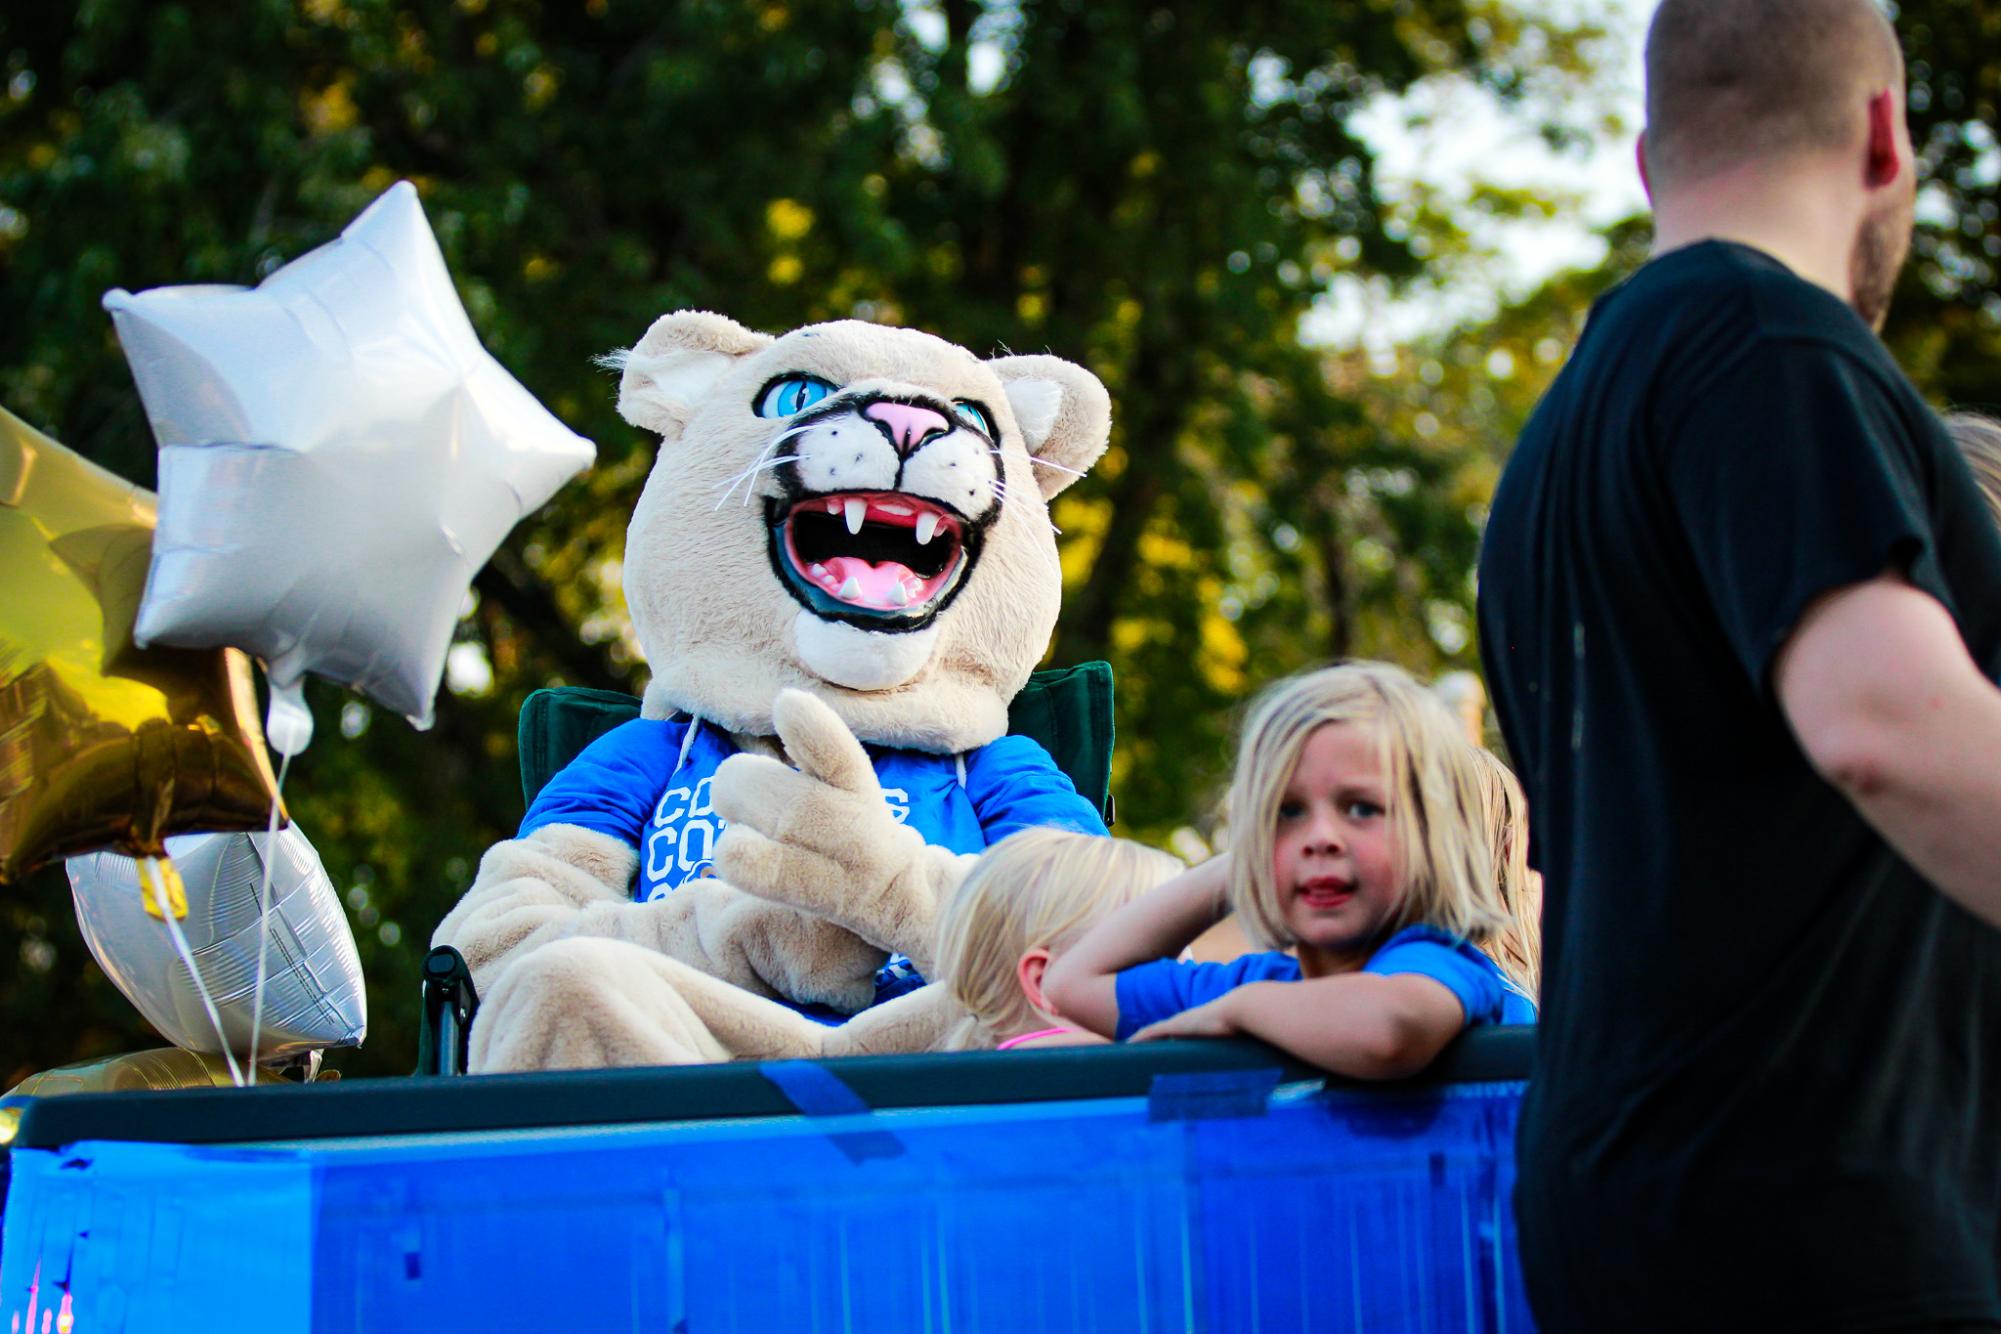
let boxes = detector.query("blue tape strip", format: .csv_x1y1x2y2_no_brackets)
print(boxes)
756,1061,904,1163
1146,1068,1283,1123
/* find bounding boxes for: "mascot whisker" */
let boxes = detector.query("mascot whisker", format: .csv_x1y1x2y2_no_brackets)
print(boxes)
433,311,1114,1068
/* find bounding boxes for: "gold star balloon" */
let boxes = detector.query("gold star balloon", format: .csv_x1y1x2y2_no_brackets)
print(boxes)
0,406,282,888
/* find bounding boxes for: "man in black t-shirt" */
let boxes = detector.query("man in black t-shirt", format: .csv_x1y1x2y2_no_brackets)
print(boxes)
1478,1,2001,1330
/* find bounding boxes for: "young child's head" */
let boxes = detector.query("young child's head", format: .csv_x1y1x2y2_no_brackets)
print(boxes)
1226,661,1506,974
933,828,1184,1049
1471,744,1541,997
1945,410,2001,531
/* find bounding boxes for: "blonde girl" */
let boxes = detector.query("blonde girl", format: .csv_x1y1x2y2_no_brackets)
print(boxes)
933,828,1184,1051
1044,662,1536,1079
1944,410,2001,530
1473,745,1542,999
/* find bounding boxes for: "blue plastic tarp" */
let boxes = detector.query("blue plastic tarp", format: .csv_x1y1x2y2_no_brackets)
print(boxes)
2,1077,1534,1332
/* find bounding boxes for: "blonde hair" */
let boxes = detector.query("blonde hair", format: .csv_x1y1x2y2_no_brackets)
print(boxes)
1226,661,1532,993
1472,746,1541,998
933,828,1183,1050
1945,411,2001,531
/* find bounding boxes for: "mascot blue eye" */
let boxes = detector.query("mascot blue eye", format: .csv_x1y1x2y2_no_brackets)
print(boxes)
755,375,836,418
951,400,996,437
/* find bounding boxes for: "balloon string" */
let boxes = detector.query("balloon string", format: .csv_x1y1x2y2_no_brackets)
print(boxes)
243,750,293,1088
148,856,246,1089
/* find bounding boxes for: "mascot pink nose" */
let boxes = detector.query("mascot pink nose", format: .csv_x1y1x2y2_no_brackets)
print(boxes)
863,401,952,456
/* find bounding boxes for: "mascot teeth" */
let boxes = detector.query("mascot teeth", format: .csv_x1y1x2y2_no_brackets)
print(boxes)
771,490,976,629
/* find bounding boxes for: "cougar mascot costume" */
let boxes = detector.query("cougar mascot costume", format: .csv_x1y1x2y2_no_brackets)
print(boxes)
434,311,1113,1069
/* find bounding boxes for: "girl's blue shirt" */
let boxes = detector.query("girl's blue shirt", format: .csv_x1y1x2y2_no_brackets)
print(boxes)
1112,925,1537,1041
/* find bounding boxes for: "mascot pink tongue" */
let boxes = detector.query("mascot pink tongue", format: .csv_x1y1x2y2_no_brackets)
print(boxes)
817,554,925,610
788,494,963,611
433,311,1116,1070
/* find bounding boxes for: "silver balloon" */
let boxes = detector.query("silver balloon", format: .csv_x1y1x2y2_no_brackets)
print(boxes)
102,180,595,736
67,826,367,1060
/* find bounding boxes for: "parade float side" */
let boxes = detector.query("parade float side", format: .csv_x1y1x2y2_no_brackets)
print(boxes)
2,1029,1534,1332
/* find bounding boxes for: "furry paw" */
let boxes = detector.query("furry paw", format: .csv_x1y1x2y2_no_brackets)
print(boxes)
471,936,731,1071
432,824,640,989
712,689,969,966
702,890,887,1014
711,689,914,918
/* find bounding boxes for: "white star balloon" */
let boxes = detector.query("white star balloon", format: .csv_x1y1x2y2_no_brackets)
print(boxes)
103,181,594,747
67,823,367,1064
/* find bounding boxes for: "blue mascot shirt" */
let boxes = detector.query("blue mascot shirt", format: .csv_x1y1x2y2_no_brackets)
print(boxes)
517,716,1108,1014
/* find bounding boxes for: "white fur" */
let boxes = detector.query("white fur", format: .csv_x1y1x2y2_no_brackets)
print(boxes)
789,415,901,495
989,355,1112,499
792,613,940,690
1003,378,1064,448
613,311,774,439
617,347,736,430
898,434,998,516
786,405,998,517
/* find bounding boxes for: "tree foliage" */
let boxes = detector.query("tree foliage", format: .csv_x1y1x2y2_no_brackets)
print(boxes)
1883,3,2001,406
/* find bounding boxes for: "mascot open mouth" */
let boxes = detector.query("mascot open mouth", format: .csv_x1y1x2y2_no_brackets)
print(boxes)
768,492,981,631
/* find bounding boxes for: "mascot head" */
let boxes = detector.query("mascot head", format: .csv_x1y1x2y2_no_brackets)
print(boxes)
613,311,1111,753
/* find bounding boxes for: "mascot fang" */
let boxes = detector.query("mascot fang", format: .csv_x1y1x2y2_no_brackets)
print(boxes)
434,312,1113,1068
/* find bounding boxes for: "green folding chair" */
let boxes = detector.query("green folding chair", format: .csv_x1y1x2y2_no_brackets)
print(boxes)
516,660,1117,824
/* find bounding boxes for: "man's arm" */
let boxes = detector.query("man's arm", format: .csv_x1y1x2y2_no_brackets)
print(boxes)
1776,572,2001,928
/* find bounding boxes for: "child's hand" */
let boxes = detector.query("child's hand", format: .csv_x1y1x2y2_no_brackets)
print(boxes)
1128,988,1249,1042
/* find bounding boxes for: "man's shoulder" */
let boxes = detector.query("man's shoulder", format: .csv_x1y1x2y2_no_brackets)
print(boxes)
1623,242,1877,356
1565,242,1910,439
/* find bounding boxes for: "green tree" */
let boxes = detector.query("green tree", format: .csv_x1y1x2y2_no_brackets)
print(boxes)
1882,4,2001,407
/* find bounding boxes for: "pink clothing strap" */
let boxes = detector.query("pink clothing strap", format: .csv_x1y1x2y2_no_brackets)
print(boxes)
995,1026,1077,1051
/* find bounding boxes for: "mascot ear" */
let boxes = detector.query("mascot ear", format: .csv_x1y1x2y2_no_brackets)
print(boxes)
607,310,774,441
987,354,1113,499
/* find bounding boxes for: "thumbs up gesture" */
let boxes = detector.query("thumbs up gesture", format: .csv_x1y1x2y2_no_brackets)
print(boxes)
713,690,975,973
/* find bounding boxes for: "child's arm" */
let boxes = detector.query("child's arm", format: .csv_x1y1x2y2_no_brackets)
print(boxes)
1126,973,1466,1081
1041,854,1232,1039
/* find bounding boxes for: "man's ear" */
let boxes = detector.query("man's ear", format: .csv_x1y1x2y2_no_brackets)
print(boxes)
987,354,1112,499
1636,132,1653,204
1863,88,1905,191
604,310,773,442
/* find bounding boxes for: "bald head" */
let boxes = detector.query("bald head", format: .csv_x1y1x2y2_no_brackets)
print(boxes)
1645,0,1903,187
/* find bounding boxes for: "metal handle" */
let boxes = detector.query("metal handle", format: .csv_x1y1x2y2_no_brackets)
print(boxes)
415,945,479,1077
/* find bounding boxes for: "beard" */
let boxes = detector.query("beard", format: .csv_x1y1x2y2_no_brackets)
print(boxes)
1849,191,1915,331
